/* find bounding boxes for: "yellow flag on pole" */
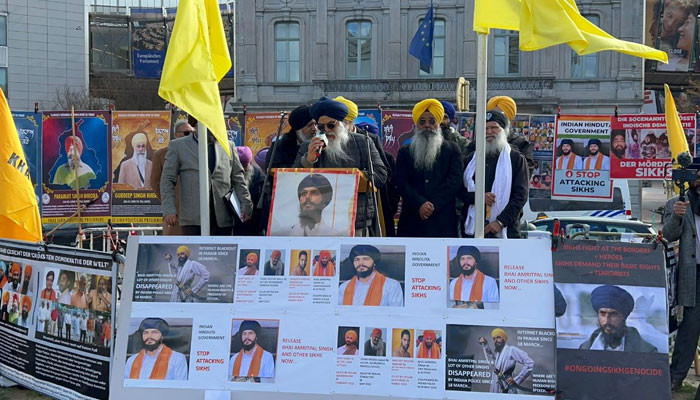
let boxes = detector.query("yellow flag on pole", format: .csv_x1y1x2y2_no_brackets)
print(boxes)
473,0,668,63
158,0,232,156
664,84,690,163
0,88,42,242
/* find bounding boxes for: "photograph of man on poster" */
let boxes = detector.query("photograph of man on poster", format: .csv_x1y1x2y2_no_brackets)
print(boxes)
363,328,386,357
290,250,310,276
87,275,112,312
116,132,154,190
392,328,414,358
51,134,97,189
338,245,404,307
555,139,583,170
229,319,278,382
40,269,57,301
263,250,285,276
57,270,74,305
448,246,499,309
312,250,336,277
6,262,21,292
337,327,360,356
611,129,628,159
416,329,441,359
125,317,190,381
582,138,610,170
163,245,211,302
239,250,260,276
479,328,535,394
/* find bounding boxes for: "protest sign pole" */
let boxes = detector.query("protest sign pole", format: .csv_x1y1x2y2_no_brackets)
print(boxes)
474,33,487,238
198,122,210,236
71,106,83,247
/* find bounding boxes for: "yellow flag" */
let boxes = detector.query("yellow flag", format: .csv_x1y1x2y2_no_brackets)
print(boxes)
473,0,520,34
473,0,668,63
0,89,42,242
664,84,690,163
158,0,232,156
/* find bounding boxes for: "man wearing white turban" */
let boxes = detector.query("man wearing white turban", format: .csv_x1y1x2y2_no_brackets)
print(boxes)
118,132,153,189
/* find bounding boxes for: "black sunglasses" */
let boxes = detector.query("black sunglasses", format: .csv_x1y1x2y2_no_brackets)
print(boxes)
317,121,338,131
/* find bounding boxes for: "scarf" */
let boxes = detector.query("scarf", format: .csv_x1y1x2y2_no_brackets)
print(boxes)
129,345,173,379
232,345,264,377
557,154,576,169
41,288,56,301
417,342,441,359
343,344,358,355
464,146,512,238
454,270,486,301
342,271,386,306
584,154,604,170
313,261,335,277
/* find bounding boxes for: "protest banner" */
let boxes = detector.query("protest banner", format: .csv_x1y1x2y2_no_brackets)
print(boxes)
224,112,244,146
245,112,290,168
12,111,42,206
112,236,555,399
0,238,115,400
610,113,695,179
553,240,670,400
552,115,612,201
512,114,531,138
111,111,171,224
41,111,111,224
455,112,475,142
381,110,414,157
530,115,556,159
267,169,359,237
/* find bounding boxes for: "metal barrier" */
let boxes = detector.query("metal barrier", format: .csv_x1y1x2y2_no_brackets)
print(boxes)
78,226,162,251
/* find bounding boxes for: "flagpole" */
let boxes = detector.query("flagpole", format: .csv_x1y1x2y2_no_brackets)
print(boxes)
474,33,487,238
198,123,211,236
71,106,83,247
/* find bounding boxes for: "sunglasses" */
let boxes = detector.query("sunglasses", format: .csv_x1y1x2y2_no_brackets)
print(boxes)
178,130,195,135
418,118,437,126
317,121,338,131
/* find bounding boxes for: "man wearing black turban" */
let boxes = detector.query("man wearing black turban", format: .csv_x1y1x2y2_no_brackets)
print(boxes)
229,320,275,381
555,138,583,170
578,285,656,352
582,138,609,170
278,174,341,236
124,318,188,380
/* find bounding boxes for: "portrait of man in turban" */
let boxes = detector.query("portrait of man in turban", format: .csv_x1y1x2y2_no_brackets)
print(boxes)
51,134,96,189
125,318,189,381
337,327,360,356
229,319,277,382
117,130,155,190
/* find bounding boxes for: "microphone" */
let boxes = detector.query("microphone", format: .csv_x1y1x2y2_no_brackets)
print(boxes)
315,132,328,158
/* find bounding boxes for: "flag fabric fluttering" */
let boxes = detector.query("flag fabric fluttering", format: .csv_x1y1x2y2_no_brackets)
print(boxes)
0,88,42,242
473,0,668,63
664,84,690,162
158,0,232,156
409,1,435,73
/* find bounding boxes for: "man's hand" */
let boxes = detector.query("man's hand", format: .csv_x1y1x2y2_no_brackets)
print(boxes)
419,202,435,220
485,192,496,207
165,253,172,262
164,214,178,227
673,201,689,217
505,377,515,385
240,212,251,223
184,288,193,296
485,220,503,236
478,336,487,345
306,136,325,163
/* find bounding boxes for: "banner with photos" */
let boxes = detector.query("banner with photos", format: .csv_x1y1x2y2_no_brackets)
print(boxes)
553,240,670,400
112,236,556,399
0,239,116,400
381,110,414,157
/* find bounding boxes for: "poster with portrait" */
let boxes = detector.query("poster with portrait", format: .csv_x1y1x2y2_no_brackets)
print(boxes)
530,115,556,159
381,110,414,157
337,244,406,308
455,112,475,142
654,0,697,72
111,111,171,224
511,114,531,138
224,111,244,146
610,113,695,179
551,115,613,201
529,160,553,199
553,240,670,400
446,245,500,309
268,169,359,237
124,317,192,381
12,111,42,207
41,111,111,223
228,319,279,383
245,112,290,169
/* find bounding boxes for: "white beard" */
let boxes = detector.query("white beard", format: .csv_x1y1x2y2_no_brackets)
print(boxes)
324,123,351,164
136,153,146,173
409,127,443,171
486,127,509,157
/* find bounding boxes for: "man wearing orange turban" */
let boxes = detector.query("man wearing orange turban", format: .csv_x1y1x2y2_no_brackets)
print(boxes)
363,328,386,356
239,251,260,276
18,295,32,328
166,245,211,302
313,250,335,277
263,250,285,276
51,135,96,189
479,327,534,393
20,265,32,295
337,329,359,356
417,330,441,359
8,263,21,291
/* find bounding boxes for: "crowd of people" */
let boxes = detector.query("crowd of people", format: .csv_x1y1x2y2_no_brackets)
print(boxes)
152,95,533,239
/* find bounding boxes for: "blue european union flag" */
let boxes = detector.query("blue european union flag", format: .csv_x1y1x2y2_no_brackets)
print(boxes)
409,1,435,73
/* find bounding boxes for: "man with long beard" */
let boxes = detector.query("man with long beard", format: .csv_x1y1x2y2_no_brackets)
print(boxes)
20,265,32,295
395,99,463,237
118,133,153,189
281,174,340,236
416,330,441,359
229,320,275,380
17,296,31,328
7,263,21,292
579,285,656,352
582,139,610,170
263,250,285,276
313,250,335,277
166,246,210,302
611,130,627,159
555,139,582,170
449,246,499,305
338,245,403,307
364,328,386,356
393,329,412,358
125,318,188,380
295,97,387,235
480,328,534,393
337,329,359,355
462,110,529,238
52,136,96,189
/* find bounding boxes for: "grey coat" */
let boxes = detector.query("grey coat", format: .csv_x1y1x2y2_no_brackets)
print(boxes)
663,196,697,307
160,134,253,228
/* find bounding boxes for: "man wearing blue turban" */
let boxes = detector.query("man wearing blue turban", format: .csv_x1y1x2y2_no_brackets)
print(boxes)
579,285,657,352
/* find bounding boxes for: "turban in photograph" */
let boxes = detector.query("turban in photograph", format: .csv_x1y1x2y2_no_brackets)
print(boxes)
21,295,31,310
491,328,508,341
246,252,259,264
456,246,481,263
487,96,517,121
239,320,261,336
310,96,349,121
591,285,635,319
349,245,381,263
587,138,602,148
23,265,31,278
271,250,281,259
139,317,170,335
298,174,333,207
2,291,9,305
176,246,190,256
131,133,148,146
440,101,456,122
371,328,382,338
10,263,20,275
333,96,358,122
560,138,575,148
288,105,313,131
345,330,358,341
65,136,84,155
412,99,444,125
486,110,508,129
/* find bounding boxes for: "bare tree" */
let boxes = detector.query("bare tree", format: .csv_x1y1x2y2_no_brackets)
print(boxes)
52,86,111,110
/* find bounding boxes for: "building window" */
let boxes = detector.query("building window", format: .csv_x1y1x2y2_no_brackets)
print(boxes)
571,15,600,78
275,22,300,83
90,16,130,71
346,20,372,79
0,15,6,46
493,30,519,76
419,19,445,76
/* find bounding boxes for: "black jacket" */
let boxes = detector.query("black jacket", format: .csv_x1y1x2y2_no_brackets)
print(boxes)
578,326,657,352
